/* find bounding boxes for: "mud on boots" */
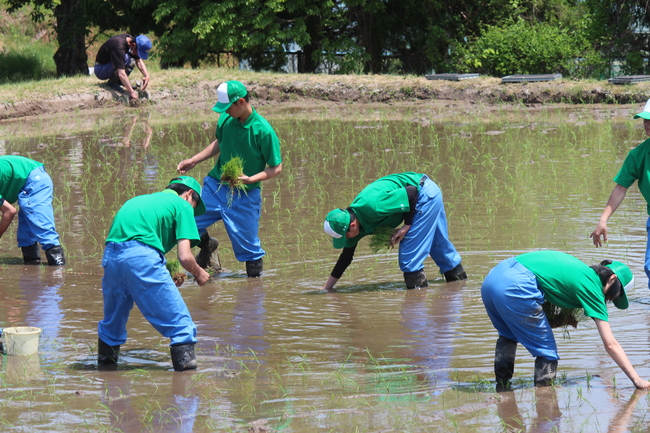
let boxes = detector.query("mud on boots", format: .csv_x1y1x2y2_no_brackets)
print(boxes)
45,245,66,266
170,343,197,371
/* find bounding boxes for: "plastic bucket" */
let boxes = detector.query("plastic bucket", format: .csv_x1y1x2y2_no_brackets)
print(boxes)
2,327,41,355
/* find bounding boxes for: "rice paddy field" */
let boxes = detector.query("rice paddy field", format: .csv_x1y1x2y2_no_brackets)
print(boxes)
1,101,650,432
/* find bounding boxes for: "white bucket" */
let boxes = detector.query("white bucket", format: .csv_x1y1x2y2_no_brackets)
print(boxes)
2,326,41,355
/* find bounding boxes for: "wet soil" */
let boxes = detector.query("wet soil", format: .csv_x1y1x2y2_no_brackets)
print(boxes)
4,74,650,123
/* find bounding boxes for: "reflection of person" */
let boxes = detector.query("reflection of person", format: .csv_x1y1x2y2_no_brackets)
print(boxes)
94,34,152,100
122,115,153,149
495,387,562,433
608,389,647,433
97,176,210,371
0,155,65,265
177,80,283,277
481,250,650,390
322,172,466,291
592,99,650,289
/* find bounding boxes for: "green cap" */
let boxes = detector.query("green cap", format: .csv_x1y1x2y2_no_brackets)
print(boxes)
212,81,248,113
605,261,633,309
324,208,350,249
633,99,650,119
168,176,206,216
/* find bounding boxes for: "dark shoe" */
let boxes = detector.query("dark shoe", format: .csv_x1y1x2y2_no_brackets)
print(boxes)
170,343,197,371
534,357,558,387
98,338,120,365
443,263,467,282
404,269,428,289
195,232,220,269
22,243,41,264
495,336,517,391
45,245,66,266
246,258,263,278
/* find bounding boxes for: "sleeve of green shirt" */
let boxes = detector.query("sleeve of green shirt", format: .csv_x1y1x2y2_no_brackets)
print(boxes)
613,145,643,188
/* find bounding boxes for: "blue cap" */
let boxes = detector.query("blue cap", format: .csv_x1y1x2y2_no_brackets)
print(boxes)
135,35,152,60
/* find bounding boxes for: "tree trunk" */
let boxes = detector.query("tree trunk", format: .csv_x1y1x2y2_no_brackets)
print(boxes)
53,0,89,76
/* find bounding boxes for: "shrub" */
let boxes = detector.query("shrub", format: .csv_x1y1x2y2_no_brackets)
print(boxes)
454,20,606,79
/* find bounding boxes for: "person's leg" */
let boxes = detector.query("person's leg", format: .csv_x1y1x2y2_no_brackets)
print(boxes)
399,177,462,279
220,187,265,264
16,167,61,250
98,243,135,349
193,176,223,269
94,63,115,80
643,217,650,288
482,257,559,387
124,244,197,346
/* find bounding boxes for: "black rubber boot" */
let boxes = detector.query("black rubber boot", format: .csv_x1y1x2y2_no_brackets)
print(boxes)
534,357,558,387
404,269,428,289
443,263,467,282
22,243,41,264
246,258,264,277
45,245,66,266
98,338,120,365
170,343,197,371
494,336,517,392
195,232,220,269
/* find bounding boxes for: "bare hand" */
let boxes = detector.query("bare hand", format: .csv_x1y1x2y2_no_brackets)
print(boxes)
177,159,197,173
128,90,138,100
141,76,150,91
590,222,608,247
194,269,210,286
390,225,411,247
635,379,650,389
238,174,252,184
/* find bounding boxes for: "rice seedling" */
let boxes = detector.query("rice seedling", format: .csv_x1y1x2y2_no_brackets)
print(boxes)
369,226,397,254
165,258,186,287
542,302,587,330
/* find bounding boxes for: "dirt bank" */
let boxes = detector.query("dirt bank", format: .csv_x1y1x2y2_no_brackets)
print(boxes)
3,71,650,124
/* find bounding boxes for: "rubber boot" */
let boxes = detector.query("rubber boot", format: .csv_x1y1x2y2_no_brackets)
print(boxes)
534,357,558,387
494,336,517,392
45,245,66,266
404,269,428,289
443,263,467,282
170,343,197,371
195,232,220,269
246,258,264,277
21,243,41,264
98,338,120,365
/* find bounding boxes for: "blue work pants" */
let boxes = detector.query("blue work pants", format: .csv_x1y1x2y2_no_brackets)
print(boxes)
194,175,264,262
398,175,461,274
98,241,197,346
481,257,559,361
16,166,61,250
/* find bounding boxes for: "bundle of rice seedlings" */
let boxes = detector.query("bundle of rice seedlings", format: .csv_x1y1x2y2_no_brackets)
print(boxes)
220,156,246,206
369,226,397,254
166,258,186,288
542,302,587,329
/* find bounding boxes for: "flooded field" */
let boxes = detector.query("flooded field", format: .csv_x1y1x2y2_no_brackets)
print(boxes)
2,103,650,432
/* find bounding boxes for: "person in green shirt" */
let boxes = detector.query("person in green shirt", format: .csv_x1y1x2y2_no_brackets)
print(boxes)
97,176,210,372
0,155,65,265
482,250,650,390
592,99,650,290
322,172,466,291
177,80,282,277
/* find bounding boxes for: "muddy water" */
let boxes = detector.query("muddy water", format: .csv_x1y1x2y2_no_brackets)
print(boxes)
1,107,650,431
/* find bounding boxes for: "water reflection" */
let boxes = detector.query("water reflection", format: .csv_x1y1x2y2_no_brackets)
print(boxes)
399,280,465,392
495,387,562,433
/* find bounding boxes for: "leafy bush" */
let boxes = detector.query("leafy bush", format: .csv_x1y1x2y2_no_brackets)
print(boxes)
0,45,56,83
455,20,606,79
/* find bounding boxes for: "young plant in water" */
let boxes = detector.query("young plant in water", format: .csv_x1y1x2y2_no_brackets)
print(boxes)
543,302,587,331
220,156,246,206
369,226,397,254
166,258,186,287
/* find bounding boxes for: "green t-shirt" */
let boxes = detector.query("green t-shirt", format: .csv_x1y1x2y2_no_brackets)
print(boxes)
516,250,608,321
106,190,200,254
343,172,423,248
613,138,650,214
208,109,282,191
0,156,43,204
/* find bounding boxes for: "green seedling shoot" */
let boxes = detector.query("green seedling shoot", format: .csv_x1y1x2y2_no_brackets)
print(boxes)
220,156,246,206
542,302,586,330
166,258,186,287
369,226,397,254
